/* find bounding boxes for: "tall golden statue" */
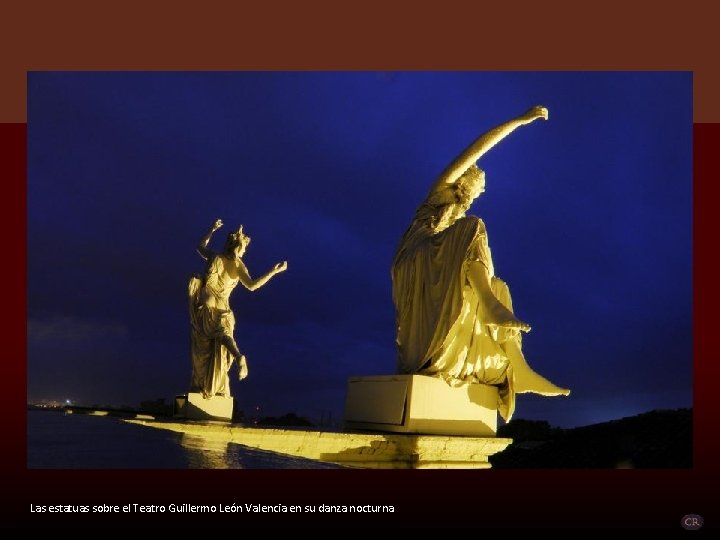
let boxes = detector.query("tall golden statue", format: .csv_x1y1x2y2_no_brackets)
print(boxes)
392,106,569,421
188,219,287,399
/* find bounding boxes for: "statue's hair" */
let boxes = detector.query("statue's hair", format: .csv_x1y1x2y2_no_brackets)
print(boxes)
224,226,250,254
428,165,485,233
454,164,485,204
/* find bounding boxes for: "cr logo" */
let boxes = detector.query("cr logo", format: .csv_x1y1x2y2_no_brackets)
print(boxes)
681,514,703,530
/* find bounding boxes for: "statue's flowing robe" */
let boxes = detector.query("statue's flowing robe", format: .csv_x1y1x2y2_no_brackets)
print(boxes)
188,255,238,398
392,185,568,420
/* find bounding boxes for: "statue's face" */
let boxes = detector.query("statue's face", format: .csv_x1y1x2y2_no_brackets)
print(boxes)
471,171,486,199
478,172,486,193
235,236,250,258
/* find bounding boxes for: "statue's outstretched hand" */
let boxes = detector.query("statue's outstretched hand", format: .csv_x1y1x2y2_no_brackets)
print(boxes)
505,318,532,333
274,261,288,274
212,219,224,231
520,105,549,124
238,355,248,381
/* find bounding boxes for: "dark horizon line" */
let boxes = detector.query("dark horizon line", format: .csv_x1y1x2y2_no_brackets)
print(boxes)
27,402,693,431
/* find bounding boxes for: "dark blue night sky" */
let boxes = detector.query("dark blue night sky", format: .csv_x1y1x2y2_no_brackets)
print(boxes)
27,72,692,428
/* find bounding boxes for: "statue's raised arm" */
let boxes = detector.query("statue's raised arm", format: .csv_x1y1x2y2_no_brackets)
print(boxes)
196,218,224,260
431,105,548,192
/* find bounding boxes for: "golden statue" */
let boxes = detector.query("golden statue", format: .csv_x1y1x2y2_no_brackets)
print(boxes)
392,106,570,421
188,219,287,399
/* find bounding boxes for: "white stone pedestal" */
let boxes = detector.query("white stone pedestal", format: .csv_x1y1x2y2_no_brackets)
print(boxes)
125,419,512,468
344,375,498,436
174,393,233,422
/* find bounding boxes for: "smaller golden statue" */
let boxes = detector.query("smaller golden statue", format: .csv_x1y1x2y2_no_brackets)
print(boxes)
188,219,287,399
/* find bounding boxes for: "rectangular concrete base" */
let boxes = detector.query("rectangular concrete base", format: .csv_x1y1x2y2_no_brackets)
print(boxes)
344,375,498,436
174,393,233,422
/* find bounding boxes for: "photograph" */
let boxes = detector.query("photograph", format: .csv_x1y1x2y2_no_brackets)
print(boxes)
27,71,692,470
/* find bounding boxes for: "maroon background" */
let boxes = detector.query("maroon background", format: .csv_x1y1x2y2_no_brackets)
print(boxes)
1,3,720,123
2,1,718,531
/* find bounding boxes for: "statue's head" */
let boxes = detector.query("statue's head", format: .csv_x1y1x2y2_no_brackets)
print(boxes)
224,225,251,258
455,164,486,208
430,165,486,234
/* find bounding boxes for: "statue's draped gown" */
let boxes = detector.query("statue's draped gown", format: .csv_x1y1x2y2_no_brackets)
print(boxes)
188,254,238,398
392,182,568,421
